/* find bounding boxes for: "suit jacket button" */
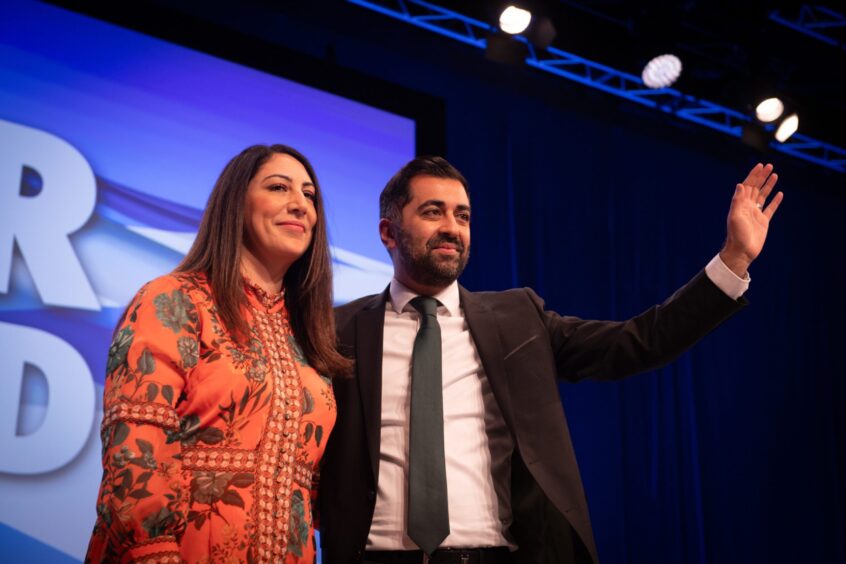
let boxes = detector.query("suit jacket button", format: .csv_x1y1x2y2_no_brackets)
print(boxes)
354,549,363,561
367,489,376,501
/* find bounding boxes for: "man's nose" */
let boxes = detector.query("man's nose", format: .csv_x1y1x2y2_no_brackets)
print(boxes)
439,213,460,234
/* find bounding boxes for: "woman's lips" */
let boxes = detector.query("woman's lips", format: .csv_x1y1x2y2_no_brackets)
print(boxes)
278,222,306,233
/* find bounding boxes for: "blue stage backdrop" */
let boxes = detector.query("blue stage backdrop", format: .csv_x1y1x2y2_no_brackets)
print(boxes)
0,1,414,560
190,4,845,564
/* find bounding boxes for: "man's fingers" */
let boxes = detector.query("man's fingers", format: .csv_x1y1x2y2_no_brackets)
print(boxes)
741,163,763,188
743,163,775,193
734,183,749,203
763,191,784,219
758,172,779,203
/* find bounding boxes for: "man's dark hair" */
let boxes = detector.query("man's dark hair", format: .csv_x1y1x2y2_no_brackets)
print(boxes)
379,156,470,221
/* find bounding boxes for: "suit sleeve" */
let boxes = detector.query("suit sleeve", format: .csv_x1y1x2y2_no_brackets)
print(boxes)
86,278,199,563
532,270,746,382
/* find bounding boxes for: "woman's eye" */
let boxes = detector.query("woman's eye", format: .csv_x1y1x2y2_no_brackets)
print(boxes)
269,184,288,192
304,191,316,201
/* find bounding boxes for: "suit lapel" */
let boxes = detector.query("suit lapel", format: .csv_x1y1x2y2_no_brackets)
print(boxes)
355,289,389,484
459,286,516,432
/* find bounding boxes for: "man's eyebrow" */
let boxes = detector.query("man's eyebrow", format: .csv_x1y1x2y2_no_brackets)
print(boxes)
262,174,315,188
416,199,445,210
415,199,470,211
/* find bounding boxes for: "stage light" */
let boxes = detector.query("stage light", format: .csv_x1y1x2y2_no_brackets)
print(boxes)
741,123,770,152
499,6,532,34
641,54,683,88
755,97,784,123
526,15,556,49
775,113,799,142
484,31,528,64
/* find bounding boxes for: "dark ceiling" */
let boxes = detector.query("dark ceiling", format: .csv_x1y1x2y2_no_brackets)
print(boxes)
434,0,846,147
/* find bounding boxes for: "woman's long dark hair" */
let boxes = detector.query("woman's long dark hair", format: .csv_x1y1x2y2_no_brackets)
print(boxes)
177,144,351,378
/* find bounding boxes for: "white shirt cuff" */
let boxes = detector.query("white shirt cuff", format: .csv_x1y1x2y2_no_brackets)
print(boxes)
705,254,750,300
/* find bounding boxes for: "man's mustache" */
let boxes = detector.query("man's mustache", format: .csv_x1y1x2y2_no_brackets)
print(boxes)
427,235,465,253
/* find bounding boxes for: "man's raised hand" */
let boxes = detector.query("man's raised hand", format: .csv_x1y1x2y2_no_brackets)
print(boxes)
719,163,784,277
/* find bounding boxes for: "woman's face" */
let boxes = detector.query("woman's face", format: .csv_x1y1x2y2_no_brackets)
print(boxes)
242,152,318,273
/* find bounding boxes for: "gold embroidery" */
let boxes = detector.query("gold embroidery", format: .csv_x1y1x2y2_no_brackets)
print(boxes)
182,447,256,471
182,446,312,488
250,306,303,562
242,277,285,309
102,400,180,432
129,538,180,564
131,553,181,564
292,462,313,489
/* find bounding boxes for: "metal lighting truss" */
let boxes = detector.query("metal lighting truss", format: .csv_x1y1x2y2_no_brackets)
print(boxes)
770,5,846,49
348,0,846,173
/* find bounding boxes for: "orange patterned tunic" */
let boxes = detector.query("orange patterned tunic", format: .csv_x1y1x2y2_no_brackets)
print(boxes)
86,272,336,563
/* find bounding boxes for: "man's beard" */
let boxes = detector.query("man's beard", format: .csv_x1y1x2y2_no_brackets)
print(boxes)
395,228,469,288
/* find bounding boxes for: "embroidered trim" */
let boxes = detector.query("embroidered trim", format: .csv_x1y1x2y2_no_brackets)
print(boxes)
293,461,313,489
182,446,312,487
131,552,181,564
182,447,256,471
131,536,177,550
101,401,180,433
128,537,180,564
250,306,302,562
242,277,285,309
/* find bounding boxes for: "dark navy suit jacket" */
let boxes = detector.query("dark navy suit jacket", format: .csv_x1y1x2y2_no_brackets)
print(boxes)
319,271,745,563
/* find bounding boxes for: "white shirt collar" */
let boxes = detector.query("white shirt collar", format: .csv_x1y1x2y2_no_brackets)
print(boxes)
389,278,461,317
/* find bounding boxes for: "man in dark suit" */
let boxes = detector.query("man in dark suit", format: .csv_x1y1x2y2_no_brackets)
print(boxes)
319,157,782,564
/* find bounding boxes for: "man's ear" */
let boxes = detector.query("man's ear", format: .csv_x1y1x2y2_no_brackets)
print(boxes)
379,218,397,251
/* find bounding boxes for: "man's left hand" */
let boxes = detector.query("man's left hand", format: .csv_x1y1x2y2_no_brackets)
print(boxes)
719,162,784,278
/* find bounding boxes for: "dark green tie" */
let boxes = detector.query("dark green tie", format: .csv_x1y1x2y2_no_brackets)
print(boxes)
407,296,450,554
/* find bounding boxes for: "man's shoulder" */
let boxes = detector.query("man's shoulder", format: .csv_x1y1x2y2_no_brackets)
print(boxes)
335,292,382,312
334,292,384,326
464,286,541,306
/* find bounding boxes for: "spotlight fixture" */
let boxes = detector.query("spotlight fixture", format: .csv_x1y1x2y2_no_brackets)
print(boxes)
741,122,770,153
750,95,799,144
525,14,556,50
641,54,683,89
774,113,799,142
499,6,532,35
486,5,555,64
755,97,785,123
484,31,528,64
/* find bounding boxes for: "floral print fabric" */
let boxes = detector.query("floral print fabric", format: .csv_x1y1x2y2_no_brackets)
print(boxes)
86,272,335,563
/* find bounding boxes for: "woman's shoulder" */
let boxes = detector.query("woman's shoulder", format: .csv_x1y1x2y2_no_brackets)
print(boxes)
120,272,213,335
132,271,212,305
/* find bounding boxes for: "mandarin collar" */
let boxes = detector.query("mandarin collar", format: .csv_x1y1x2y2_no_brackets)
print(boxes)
389,278,460,316
242,276,286,311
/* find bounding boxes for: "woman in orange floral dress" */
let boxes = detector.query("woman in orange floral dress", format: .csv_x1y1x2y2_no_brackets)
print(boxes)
86,144,351,563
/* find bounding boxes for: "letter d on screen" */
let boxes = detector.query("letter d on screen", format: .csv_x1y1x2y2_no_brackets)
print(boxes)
0,119,99,310
0,322,95,474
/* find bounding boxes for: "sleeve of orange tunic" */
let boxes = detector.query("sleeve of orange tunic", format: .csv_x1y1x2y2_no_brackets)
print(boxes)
86,276,198,563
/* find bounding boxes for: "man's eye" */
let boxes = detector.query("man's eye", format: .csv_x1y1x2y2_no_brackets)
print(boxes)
458,213,471,222
423,209,440,216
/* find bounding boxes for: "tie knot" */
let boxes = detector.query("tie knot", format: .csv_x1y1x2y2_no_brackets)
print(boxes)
410,296,439,317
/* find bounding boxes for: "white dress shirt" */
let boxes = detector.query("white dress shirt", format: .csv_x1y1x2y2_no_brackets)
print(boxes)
366,255,748,550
